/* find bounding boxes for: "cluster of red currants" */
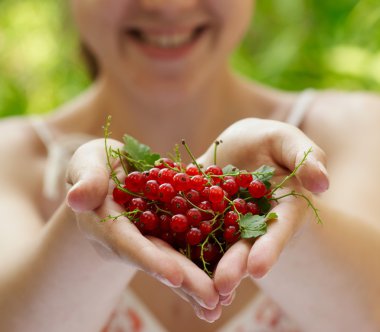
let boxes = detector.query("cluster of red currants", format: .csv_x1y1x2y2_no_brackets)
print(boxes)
111,157,273,275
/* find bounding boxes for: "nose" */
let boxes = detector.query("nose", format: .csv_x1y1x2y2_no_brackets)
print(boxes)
140,0,197,11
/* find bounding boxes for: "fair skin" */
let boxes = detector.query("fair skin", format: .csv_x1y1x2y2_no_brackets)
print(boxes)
0,1,380,331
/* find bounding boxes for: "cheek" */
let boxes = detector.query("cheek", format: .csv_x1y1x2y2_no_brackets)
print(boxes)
208,0,253,52
70,0,132,57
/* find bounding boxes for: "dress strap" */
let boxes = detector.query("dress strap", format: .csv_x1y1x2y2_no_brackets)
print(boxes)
286,89,316,128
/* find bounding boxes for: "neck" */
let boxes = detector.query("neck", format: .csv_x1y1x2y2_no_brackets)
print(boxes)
88,66,239,156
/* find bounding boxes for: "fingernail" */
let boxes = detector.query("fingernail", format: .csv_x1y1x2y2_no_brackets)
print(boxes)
156,275,178,288
193,305,205,320
220,292,235,306
317,161,329,190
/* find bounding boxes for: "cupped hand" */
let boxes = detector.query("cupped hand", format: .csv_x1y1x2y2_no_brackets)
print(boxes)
197,118,329,302
65,138,221,322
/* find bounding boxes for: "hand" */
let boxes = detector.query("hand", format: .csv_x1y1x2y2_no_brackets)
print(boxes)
66,139,222,322
197,118,329,302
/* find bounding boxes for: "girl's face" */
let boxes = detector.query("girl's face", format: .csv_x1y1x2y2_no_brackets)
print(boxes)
70,0,253,98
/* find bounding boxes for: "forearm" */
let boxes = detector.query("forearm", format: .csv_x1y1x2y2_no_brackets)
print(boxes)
0,204,136,332
255,199,380,332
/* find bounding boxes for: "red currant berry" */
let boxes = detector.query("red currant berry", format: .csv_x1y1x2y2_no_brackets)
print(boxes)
248,180,267,198
221,178,239,196
124,171,145,193
209,185,224,203
138,211,159,231
200,186,210,200
158,183,176,202
205,165,223,184
212,200,227,213
159,230,174,245
190,175,207,191
224,211,239,227
170,196,188,214
112,186,133,205
186,227,202,246
223,225,240,243
198,200,213,220
143,180,159,200
157,168,176,184
186,208,202,227
236,171,253,188
170,214,189,233
172,172,190,191
155,158,175,169
185,189,200,205
159,214,171,231
186,164,200,176
232,198,247,214
127,197,147,213
199,220,213,236
246,201,260,215
148,167,160,181
202,242,221,263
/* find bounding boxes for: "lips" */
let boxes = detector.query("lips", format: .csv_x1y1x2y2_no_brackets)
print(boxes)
124,24,209,58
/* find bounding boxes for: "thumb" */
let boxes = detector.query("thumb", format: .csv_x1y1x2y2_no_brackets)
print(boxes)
66,139,122,212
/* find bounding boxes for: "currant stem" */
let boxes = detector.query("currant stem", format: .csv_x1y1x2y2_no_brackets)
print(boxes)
270,147,312,196
213,140,221,165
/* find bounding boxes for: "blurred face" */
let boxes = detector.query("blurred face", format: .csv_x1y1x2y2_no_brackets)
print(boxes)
70,0,253,98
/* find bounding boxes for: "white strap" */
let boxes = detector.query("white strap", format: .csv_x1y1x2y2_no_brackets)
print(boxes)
286,89,316,127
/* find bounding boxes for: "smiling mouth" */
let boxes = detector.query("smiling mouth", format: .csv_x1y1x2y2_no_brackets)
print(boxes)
125,25,209,49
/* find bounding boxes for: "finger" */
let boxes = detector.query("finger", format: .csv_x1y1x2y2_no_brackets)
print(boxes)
170,287,223,323
151,237,220,310
247,193,310,279
66,139,123,212
77,206,184,288
213,240,250,296
270,124,329,193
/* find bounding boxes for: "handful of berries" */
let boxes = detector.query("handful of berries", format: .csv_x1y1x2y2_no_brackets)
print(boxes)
103,119,319,276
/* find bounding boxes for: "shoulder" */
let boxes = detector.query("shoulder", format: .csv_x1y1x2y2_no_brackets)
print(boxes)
0,116,45,185
302,90,380,152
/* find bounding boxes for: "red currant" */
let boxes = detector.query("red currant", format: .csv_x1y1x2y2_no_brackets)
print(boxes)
143,180,159,200
236,171,253,188
170,214,189,233
209,185,224,203
112,186,133,205
190,175,207,191
246,201,260,215
232,198,247,214
185,189,200,205
186,164,200,176
155,158,175,169
170,196,188,214
186,208,202,227
172,172,190,191
248,180,267,198
224,210,239,227
205,165,223,184
223,225,240,243
186,227,202,246
158,183,176,202
138,211,159,232
124,171,145,193
221,178,239,196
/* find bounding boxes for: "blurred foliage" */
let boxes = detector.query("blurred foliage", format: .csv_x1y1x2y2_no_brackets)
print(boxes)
1,0,380,118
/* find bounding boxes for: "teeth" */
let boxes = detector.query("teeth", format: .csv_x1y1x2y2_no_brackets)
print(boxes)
143,32,193,48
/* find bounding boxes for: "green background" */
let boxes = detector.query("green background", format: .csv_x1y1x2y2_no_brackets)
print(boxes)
1,0,380,118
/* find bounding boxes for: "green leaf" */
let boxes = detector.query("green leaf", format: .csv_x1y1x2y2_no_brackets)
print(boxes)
256,197,272,214
239,212,277,239
123,134,161,170
222,164,239,175
253,165,275,182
